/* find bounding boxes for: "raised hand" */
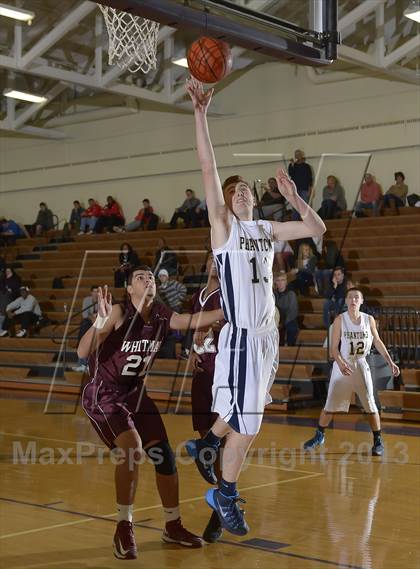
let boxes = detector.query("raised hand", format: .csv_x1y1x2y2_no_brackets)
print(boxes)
97,285,113,319
276,168,298,201
186,76,214,114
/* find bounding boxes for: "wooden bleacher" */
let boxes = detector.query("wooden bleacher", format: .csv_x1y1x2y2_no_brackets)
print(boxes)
1,208,420,418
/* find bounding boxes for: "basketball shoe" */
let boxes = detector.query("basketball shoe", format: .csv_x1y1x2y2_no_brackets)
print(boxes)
372,436,384,456
202,510,223,543
113,520,137,560
162,518,203,548
206,488,249,536
303,429,325,451
185,438,218,484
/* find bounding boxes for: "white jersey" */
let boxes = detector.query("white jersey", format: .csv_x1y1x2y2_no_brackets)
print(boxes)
340,311,373,362
213,217,275,329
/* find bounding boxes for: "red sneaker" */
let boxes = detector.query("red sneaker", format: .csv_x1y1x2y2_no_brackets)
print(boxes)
162,518,203,548
113,520,138,560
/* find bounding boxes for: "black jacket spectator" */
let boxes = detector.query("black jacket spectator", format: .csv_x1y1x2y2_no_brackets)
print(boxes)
69,201,85,229
114,244,140,288
288,150,313,201
35,202,54,235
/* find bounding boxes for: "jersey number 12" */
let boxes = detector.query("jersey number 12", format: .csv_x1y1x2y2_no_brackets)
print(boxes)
349,341,364,356
250,257,268,284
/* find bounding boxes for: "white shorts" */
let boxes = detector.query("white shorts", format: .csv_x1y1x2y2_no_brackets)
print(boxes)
212,322,279,435
324,359,378,414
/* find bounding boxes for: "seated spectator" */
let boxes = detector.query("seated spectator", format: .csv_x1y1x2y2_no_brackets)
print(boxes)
318,175,347,220
0,268,22,330
157,269,187,312
382,171,408,212
355,173,382,217
314,240,345,296
254,177,285,221
94,195,125,233
0,217,29,245
69,200,85,231
322,266,353,328
273,240,295,272
114,243,140,288
190,199,209,227
290,243,317,296
274,273,299,346
72,286,99,372
154,238,179,276
0,286,42,337
116,198,158,232
34,202,54,236
169,189,201,229
79,198,103,234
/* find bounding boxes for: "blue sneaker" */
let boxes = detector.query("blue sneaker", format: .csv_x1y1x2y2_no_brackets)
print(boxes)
372,437,384,456
185,439,218,485
206,488,249,536
202,510,223,543
303,429,325,451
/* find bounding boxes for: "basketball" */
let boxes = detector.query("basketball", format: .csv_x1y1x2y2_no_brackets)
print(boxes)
187,37,233,83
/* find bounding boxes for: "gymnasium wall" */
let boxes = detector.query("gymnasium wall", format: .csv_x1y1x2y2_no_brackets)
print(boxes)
0,62,418,224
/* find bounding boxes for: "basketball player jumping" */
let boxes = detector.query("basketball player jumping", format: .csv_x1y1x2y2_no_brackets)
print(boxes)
304,287,399,455
79,266,223,560
185,77,326,536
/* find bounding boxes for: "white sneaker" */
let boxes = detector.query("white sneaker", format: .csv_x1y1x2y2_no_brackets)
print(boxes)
87,230,93,235
16,329,27,338
71,365,87,373
78,231,84,235
0,330,8,337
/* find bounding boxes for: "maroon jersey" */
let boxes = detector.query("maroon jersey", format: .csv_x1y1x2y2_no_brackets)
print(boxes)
87,300,173,390
191,287,223,377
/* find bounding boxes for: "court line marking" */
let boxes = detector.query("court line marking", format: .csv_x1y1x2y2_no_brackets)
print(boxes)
0,431,104,447
0,472,322,539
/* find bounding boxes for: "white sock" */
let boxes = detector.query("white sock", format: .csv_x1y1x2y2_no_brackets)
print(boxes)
163,506,180,523
117,503,133,523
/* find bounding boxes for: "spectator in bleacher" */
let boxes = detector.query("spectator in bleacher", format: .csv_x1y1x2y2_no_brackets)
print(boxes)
290,243,318,296
0,217,29,245
0,268,22,331
274,273,299,346
169,189,201,229
34,202,54,236
153,238,179,276
69,200,85,231
322,266,352,328
314,240,346,296
288,149,313,220
72,285,99,372
190,199,209,227
79,198,102,234
382,171,408,213
157,269,187,312
94,195,125,233
273,240,295,272
0,286,42,338
318,175,347,220
115,198,158,232
254,177,285,222
355,173,382,217
114,243,140,288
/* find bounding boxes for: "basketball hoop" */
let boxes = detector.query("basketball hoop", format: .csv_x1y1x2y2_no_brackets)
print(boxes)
97,4,160,74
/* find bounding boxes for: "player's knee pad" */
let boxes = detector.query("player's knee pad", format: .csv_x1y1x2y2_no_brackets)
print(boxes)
145,441,176,475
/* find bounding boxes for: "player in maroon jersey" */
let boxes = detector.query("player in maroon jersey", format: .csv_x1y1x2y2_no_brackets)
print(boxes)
78,265,223,560
189,253,225,543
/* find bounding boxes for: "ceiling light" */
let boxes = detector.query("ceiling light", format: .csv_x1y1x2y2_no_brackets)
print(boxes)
172,57,189,68
0,3,35,23
4,89,47,103
404,0,420,22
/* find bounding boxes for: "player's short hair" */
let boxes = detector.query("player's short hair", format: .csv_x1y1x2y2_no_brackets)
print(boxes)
127,265,153,285
222,175,246,193
346,287,364,298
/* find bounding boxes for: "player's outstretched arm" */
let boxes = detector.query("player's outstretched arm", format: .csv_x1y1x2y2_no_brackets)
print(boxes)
270,169,326,241
170,308,224,332
369,316,400,376
77,286,121,359
330,315,353,376
186,77,230,231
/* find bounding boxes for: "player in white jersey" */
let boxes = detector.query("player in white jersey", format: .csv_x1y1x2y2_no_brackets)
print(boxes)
304,288,400,456
184,77,326,536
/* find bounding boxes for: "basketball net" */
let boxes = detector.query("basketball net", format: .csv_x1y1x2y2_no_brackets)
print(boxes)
97,4,160,74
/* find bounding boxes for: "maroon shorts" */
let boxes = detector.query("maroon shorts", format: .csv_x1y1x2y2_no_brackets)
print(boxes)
191,371,218,433
82,381,168,449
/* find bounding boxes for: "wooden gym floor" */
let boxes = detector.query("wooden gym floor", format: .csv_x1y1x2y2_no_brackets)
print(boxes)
0,399,419,569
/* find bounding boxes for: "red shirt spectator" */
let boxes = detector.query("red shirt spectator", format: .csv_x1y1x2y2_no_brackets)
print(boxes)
135,205,154,223
82,199,103,218
360,174,382,203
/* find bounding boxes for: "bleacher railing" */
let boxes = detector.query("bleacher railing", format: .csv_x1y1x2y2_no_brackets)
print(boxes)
372,307,420,369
